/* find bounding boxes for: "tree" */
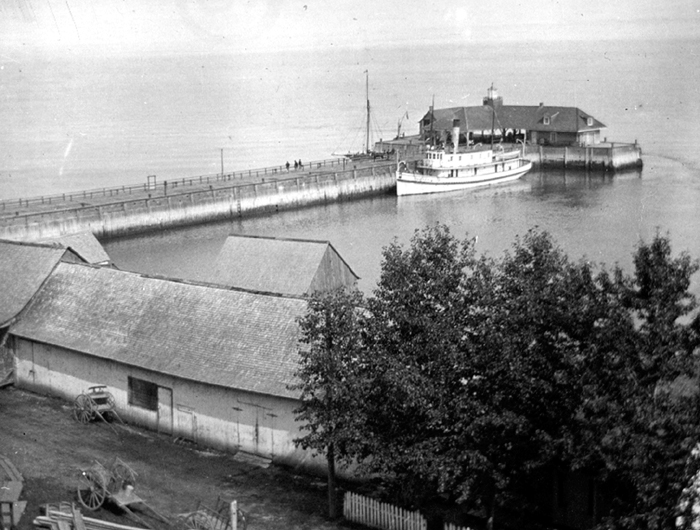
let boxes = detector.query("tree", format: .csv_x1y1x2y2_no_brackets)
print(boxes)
576,232,700,529
358,224,480,504
349,226,614,526
629,230,699,382
445,229,628,528
289,287,366,518
291,227,700,529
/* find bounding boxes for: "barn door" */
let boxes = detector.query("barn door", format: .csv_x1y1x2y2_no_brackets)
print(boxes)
176,405,196,442
157,386,173,435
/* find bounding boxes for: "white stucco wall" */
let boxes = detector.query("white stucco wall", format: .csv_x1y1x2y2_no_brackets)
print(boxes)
12,337,327,473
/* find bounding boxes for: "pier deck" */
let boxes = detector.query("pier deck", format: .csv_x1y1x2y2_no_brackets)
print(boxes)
0,157,386,219
0,156,401,241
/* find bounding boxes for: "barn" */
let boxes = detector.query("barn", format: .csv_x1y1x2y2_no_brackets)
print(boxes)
0,240,84,384
6,262,326,470
207,234,359,296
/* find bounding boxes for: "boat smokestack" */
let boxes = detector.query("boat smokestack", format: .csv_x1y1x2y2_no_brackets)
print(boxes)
452,119,460,154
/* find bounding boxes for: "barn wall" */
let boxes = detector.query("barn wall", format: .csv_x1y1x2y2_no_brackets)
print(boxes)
12,337,326,472
309,248,358,293
0,329,14,380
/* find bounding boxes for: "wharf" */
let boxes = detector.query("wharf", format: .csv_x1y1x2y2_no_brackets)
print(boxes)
523,141,643,169
0,156,401,241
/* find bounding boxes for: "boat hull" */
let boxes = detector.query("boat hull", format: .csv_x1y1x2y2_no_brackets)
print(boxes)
396,160,533,196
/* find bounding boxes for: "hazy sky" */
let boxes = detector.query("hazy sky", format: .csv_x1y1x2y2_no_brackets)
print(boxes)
2,0,699,57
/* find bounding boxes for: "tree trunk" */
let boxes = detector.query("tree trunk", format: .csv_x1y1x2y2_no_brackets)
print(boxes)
487,490,496,530
327,442,338,518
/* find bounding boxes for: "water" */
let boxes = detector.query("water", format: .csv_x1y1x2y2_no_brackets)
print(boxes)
2,38,700,294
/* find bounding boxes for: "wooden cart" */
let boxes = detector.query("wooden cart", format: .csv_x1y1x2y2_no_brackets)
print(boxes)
76,459,246,530
76,458,139,512
73,385,124,425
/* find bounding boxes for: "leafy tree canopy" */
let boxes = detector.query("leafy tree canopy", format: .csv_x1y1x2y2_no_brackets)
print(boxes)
292,225,700,529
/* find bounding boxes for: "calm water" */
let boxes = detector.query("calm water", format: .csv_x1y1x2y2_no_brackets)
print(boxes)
2,38,699,293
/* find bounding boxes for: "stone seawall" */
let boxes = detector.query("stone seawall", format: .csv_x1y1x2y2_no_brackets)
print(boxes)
0,164,397,241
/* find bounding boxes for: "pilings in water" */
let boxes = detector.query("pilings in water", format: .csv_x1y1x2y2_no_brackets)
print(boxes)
524,142,643,170
0,162,397,241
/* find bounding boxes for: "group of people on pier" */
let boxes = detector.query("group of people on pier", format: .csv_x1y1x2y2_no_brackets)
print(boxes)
286,160,304,171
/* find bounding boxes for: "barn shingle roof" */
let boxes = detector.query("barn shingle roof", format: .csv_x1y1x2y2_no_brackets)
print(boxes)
0,240,72,327
10,262,307,399
209,235,358,296
39,231,112,265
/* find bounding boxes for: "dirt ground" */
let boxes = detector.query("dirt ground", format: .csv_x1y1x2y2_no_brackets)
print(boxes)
0,386,352,530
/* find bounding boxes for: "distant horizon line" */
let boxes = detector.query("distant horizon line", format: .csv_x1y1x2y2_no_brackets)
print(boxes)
3,34,698,60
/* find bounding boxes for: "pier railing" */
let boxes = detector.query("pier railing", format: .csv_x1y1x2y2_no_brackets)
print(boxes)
0,159,398,239
0,159,398,223
0,156,359,210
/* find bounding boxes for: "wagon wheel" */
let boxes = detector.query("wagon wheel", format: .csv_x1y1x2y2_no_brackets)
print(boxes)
104,392,117,415
111,458,137,490
73,394,96,424
184,512,210,530
77,469,107,510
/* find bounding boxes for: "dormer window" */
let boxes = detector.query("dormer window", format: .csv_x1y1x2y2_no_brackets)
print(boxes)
543,116,551,125
587,117,593,127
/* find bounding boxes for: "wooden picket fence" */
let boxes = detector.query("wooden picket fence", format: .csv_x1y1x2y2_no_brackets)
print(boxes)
444,523,473,530
343,491,427,530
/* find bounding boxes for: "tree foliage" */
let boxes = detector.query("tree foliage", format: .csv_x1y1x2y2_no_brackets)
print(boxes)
290,286,366,517
577,232,700,529
292,225,700,529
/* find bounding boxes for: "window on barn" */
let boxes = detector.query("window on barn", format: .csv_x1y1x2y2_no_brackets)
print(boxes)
128,376,158,411
587,117,594,127
543,116,551,125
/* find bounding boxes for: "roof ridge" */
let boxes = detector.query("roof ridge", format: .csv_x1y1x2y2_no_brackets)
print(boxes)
0,238,65,250
227,233,331,246
58,261,309,302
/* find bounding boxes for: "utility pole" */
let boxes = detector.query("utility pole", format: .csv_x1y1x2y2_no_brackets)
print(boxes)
365,70,370,155
221,148,224,176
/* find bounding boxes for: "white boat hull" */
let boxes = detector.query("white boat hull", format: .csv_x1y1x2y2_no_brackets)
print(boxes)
396,160,533,196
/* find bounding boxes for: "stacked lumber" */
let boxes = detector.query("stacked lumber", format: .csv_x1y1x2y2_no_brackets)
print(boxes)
33,503,146,530
0,453,26,529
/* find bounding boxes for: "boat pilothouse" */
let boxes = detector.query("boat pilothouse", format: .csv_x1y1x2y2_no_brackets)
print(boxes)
396,118,533,196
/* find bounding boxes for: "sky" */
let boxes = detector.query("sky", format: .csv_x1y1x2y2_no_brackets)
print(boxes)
1,0,699,57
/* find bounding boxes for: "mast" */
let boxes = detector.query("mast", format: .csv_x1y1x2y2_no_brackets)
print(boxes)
489,82,495,150
464,96,469,148
429,94,434,147
365,70,370,154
